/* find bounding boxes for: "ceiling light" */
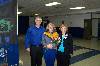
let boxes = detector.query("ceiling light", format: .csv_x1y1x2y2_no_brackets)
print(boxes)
35,14,39,15
17,12,22,14
45,4,52,6
52,2,61,5
70,7,85,9
45,2,61,6
76,7,85,9
70,7,82,9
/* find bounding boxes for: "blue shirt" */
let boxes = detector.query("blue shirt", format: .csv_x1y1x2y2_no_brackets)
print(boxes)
58,35,65,52
25,25,45,49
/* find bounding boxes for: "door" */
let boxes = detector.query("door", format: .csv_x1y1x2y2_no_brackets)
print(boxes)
98,19,100,39
84,19,92,39
18,16,29,35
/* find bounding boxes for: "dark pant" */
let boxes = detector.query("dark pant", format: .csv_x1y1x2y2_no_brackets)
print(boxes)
57,52,70,66
30,45,43,66
44,49,56,66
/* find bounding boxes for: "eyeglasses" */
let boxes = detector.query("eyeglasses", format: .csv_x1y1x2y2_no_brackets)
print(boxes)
36,20,42,21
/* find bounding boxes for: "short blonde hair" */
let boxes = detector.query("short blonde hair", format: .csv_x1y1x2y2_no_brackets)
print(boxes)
46,23,56,32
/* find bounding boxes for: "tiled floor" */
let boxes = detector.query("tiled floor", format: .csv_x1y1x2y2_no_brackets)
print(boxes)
18,36,100,66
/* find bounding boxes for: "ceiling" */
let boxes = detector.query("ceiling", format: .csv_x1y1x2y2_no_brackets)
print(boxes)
18,0,100,16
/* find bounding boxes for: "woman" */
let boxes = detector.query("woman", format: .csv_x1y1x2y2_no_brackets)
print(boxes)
57,24,73,66
42,23,59,66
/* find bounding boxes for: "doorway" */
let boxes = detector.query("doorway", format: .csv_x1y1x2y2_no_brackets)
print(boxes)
98,19,100,39
84,19,92,39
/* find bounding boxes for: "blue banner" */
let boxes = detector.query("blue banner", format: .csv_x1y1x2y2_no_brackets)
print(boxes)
0,0,18,66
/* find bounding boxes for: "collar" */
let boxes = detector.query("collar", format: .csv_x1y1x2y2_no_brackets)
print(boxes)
33,25,42,29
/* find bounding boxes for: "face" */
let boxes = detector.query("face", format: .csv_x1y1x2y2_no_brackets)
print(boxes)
35,17,42,26
48,24,54,33
61,26,68,33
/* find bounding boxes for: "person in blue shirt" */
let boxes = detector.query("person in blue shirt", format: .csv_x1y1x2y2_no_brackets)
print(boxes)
25,16,45,66
57,24,73,66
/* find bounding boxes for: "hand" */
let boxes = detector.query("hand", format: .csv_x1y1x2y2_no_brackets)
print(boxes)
26,48,30,52
44,46,46,48
47,44,53,49
54,38,57,40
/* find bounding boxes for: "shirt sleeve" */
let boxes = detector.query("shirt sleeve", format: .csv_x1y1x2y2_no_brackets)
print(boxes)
69,35,73,54
25,28,31,49
42,34,47,46
43,28,45,32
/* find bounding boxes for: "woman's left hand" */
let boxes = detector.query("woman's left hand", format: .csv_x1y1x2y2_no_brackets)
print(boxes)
46,44,53,49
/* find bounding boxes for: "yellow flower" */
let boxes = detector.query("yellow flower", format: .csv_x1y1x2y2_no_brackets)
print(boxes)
44,32,60,46
44,32,52,38
44,32,59,40
52,32,59,39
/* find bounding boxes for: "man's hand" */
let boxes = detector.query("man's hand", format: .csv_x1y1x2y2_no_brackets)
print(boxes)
26,48,30,52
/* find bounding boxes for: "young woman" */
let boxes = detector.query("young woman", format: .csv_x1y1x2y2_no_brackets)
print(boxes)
42,23,59,66
57,24,73,66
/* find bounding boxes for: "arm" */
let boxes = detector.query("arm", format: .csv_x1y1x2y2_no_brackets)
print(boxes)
25,28,31,52
42,34,47,47
64,34,73,54
68,35,73,54
42,34,53,49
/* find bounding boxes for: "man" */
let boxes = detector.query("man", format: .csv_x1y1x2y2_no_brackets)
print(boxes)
25,16,45,66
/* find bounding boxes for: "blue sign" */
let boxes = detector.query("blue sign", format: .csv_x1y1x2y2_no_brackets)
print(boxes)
0,0,12,6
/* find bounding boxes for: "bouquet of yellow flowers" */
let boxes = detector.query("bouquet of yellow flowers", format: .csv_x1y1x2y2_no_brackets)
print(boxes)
44,32,60,47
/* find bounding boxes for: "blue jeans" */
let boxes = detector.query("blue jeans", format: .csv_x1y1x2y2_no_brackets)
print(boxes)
44,49,56,66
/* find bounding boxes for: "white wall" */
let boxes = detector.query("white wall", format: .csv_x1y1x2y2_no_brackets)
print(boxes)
48,14,100,28
48,14,91,28
48,15,70,27
47,13,100,37
92,14,100,37
92,13,100,18
68,14,91,28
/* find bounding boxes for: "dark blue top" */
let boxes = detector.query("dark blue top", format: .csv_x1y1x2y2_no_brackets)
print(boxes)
25,25,45,48
42,33,56,49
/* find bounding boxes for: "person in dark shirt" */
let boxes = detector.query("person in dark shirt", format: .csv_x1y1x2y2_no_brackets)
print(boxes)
25,16,45,66
57,24,73,66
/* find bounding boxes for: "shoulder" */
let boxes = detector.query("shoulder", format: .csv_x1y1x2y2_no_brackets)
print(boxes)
28,26,34,30
41,26,45,31
42,32,48,38
27,26,35,33
65,32,72,37
58,32,62,37
63,33,72,40
66,33,72,40
68,34,72,38
43,32,49,37
43,32,47,35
